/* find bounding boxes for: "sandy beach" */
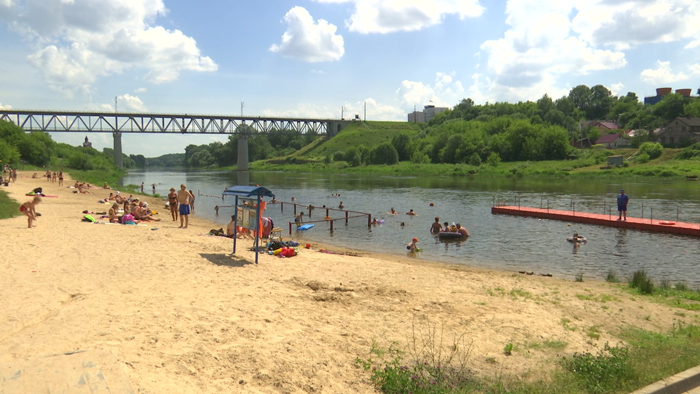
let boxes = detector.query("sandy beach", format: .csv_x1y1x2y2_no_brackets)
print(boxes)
0,172,695,393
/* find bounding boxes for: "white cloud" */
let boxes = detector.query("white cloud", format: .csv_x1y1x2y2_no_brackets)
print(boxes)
316,0,484,34
0,102,12,110
269,7,344,62
574,0,700,51
397,72,465,108
1,0,217,95
134,87,147,93
640,61,689,84
117,94,147,112
690,64,700,75
610,82,625,96
472,0,626,103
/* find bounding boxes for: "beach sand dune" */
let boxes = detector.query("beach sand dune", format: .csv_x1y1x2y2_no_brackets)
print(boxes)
0,172,692,393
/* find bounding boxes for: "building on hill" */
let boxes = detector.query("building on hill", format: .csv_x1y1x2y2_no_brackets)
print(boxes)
82,136,92,148
408,104,448,123
595,134,625,149
644,87,695,105
580,120,620,132
656,117,700,147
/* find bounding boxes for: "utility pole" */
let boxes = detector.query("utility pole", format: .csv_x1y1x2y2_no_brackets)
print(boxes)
114,96,118,113
341,106,344,120
241,102,245,117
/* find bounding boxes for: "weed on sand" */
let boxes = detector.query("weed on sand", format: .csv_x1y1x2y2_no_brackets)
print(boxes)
0,190,20,219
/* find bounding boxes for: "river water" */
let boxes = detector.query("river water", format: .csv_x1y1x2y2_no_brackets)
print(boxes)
121,170,700,286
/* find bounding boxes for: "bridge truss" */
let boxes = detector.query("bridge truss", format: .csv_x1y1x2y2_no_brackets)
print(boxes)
0,110,332,135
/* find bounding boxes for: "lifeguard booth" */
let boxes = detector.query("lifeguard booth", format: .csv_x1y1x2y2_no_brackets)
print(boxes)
222,185,275,264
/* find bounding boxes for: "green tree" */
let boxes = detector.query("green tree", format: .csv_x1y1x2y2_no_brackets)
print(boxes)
569,85,591,116
486,152,501,167
391,133,411,162
469,152,482,166
345,147,361,167
684,99,700,118
0,139,20,164
370,143,399,165
653,93,686,123
587,85,614,120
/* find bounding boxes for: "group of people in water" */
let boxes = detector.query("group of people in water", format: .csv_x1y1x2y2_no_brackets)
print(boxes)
429,217,470,237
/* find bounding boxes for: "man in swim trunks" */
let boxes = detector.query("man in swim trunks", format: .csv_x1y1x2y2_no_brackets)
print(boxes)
177,184,193,228
617,189,629,221
168,187,179,221
430,217,442,234
294,212,304,228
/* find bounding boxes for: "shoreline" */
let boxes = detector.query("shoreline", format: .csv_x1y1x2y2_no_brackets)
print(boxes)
1,171,697,393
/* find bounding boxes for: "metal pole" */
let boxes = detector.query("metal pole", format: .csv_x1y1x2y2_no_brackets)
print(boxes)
254,196,260,265
345,211,349,225
650,208,653,224
547,200,549,213
330,220,334,233
641,203,644,219
677,206,679,222
294,204,297,215
604,200,606,215
289,222,292,235
233,196,238,254
540,197,542,209
368,214,372,228
281,202,283,213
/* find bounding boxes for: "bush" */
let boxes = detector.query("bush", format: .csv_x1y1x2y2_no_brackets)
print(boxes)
468,152,482,166
370,143,399,165
333,151,345,162
629,270,654,294
637,153,650,163
486,152,501,167
563,343,630,394
639,142,663,159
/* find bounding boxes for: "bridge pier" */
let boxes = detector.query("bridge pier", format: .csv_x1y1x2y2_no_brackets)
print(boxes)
237,134,249,171
113,132,123,169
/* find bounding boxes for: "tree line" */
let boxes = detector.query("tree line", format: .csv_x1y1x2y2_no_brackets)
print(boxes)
0,119,135,170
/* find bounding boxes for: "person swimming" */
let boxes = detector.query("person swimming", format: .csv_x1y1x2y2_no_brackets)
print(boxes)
389,207,397,215
406,209,416,216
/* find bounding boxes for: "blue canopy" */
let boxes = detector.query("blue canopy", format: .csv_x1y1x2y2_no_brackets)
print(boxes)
222,185,274,198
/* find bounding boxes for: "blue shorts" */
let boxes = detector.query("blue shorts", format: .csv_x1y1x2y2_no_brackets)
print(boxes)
180,204,191,215
618,205,627,212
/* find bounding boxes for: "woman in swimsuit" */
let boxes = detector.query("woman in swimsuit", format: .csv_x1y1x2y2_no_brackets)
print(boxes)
168,188,179,221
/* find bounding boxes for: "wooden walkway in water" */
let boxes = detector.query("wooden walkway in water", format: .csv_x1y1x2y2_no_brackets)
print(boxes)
492,205,700,237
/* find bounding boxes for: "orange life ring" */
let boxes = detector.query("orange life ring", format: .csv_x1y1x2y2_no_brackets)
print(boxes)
659,221,676,226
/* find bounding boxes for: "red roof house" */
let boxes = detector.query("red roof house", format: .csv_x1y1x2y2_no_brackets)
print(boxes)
595,134,625,148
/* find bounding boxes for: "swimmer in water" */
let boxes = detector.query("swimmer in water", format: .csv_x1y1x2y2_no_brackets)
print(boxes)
389,207,397,215
406,209,416,216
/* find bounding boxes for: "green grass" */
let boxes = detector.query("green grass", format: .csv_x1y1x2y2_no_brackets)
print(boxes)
0,190,20,220
301,121,422,159
360,323,700,394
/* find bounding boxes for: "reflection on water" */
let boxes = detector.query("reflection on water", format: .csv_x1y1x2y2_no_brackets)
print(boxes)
122,170,700,286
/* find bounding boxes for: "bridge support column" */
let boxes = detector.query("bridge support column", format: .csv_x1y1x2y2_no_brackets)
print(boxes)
237,134,249,171
113,132,123,169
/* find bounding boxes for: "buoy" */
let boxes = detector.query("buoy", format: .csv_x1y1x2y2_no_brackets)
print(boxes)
659,221,676,226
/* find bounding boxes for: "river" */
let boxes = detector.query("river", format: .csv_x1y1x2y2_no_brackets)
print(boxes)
121,170,700,286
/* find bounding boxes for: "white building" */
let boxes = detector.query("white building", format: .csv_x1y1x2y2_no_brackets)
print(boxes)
407,105,448,123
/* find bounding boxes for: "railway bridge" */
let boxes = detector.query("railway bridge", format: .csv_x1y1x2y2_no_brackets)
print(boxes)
0,110,353,169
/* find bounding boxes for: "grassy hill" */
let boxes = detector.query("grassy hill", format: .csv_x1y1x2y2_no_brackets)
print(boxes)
297,121,422,160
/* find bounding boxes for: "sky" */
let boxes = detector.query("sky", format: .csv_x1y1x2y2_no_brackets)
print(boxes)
1,0,699,157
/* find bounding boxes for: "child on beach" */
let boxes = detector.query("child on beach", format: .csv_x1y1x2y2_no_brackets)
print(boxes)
407,237,419,253
20,196,41,228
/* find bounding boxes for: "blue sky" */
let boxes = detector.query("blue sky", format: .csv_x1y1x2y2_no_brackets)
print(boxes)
1,0,699,157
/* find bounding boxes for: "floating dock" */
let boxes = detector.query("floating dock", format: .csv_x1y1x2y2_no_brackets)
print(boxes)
492,206,700,237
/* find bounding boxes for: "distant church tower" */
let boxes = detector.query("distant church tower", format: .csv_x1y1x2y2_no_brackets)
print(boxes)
82,136,92,148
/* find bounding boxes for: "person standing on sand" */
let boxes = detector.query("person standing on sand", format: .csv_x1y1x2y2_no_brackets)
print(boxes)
177,184,193,228
152,183,156,194
141,182,144,193
58,171,63,186
20,196,41,228
168,187,179,221
617,189,629,221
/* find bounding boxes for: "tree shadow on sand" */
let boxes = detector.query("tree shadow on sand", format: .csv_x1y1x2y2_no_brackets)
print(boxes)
199,253,252,268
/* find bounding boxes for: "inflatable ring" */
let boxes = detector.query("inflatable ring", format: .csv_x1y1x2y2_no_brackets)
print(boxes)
659,221,676,226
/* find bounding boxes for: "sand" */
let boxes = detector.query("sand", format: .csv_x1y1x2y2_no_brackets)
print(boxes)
0,172,697,393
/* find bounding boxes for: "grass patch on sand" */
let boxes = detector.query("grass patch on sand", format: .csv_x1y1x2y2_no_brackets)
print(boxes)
624,270,700,312
359,322,700,394
0,190,20,219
